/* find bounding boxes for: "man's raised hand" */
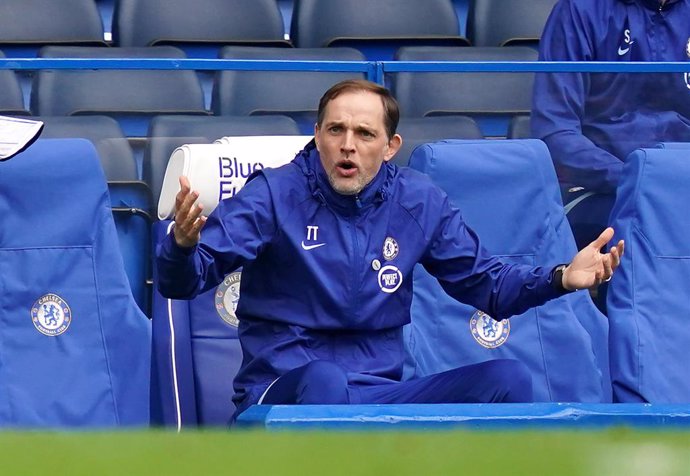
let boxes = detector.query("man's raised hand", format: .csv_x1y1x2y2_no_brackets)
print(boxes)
173,175,207,248
562,227,625,291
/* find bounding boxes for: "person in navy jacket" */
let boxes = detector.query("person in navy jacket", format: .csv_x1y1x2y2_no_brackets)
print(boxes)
157,79,624,422
532,0,690,251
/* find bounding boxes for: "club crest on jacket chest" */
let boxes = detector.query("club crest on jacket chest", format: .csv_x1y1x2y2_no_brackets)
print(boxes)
382,236,399,261
470,310,510,349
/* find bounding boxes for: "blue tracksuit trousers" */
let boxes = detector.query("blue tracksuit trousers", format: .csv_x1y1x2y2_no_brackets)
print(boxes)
260,359,533,406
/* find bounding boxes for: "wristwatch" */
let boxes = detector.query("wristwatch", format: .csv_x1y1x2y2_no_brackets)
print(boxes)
552,264,574,294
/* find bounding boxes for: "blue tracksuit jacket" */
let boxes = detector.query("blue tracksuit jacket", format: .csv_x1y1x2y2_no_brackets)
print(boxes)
532,0,690,192
156,141,564,415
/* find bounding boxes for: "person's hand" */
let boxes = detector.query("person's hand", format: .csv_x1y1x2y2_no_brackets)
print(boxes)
562,227,625,291
173,175,206,248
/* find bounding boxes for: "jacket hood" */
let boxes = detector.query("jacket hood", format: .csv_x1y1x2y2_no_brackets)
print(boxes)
293,139,393,214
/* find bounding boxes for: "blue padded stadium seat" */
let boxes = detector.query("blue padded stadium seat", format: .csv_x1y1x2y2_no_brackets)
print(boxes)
0,0,107,108
405,139,609,402
508,115,532,139
35,116,137,181
150,221,243,428
143,114,301,211
113,0,290,55
0,139,150,427
35,116,151,314
0,0,106,58
393,116,483,167
150,136,306,427
607,147,690,403
290,0,469,60
108,181,153,317
113,0,291,105
212,47,366,134
31,46,208,139
0,51,30,116
466,0,558,48
392,46,538,137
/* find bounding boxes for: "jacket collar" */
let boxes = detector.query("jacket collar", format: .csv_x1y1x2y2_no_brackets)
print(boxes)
622,0,682,9
295,139,391,214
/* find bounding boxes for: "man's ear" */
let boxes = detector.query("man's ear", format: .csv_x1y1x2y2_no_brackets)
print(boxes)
383,134,402,162
314,123,321,151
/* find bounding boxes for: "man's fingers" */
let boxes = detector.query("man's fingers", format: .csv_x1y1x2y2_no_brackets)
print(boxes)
173,201,206,248
175,175,194,210
608,240,624,272
179,175,190,191
177,189,200,221
603,255,613,277
175,176,191,202
191,215,207,235
590,226,614,250
182,201,204,229
172,176,205,248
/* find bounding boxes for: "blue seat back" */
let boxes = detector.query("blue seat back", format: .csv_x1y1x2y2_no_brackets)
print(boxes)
212,47,366,134
0,0,107,107
109,181,153,316
508,115,532,139
0,139,151,427
34,116,149,311
0,0,106,57
35,115,137,181
393,116,483,166
406,139,609,402
290,0,468,60
392,46,538,137
150,221,243,427
0,51,29,115
113,0,289,57
608,147,690,402
466,0,558,47
31,46,207,137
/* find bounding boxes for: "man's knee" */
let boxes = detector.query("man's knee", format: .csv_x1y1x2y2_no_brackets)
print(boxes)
297,360,350,404
489,359,533,403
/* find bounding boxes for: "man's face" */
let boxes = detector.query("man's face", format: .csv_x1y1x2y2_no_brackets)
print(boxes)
315,90,401,195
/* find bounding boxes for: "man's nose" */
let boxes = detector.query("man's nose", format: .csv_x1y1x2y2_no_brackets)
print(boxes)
341,131,356,153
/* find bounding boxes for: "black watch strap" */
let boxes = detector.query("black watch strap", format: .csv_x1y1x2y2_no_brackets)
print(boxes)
552,264,574,294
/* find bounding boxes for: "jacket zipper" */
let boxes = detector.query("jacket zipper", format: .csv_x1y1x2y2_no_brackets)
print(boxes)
350,194,362,322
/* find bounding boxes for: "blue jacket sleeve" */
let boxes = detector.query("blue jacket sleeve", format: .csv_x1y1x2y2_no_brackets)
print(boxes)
531,0,622,192
155,174,276,299
420,194,563,320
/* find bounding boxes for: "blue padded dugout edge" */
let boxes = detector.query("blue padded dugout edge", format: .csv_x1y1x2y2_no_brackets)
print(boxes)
236,403,690,430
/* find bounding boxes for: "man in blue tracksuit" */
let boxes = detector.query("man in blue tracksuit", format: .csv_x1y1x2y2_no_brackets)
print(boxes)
532,0,690,250
157,79,624,422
